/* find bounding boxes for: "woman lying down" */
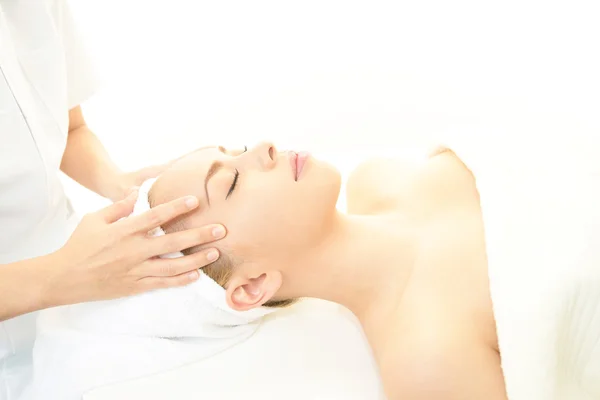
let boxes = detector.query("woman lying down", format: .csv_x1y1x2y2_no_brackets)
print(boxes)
29,139,600,400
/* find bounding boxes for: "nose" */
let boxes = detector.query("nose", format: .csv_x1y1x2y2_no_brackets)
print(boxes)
247,141,276,170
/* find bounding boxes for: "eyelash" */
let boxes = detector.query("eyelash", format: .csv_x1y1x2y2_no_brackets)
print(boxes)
226,169,239,199
225,146,247,199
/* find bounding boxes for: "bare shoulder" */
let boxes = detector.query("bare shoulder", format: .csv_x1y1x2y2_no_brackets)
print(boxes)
346,158,403,215
345,145,451,215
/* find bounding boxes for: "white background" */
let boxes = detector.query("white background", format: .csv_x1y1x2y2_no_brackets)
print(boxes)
66,0,600,212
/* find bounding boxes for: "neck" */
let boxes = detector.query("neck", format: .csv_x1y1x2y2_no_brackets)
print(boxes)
286,212,420,319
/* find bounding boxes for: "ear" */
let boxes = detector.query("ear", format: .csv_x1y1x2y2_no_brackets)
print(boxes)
225,271,282,311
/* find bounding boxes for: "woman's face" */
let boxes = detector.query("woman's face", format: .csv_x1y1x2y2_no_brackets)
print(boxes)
154,142,342,274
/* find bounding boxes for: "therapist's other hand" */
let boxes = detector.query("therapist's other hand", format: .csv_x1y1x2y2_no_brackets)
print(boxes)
44,190,226,307
110,148,214,202
109,164,170,202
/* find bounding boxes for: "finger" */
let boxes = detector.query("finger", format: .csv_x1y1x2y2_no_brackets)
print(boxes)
145,225,226,257
127,196,200,233
137,270,201,291
137,248,219,278
124,185,140,197
100,189,138,223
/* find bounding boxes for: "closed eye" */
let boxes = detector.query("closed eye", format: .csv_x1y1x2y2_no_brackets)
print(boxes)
225,146,246,199
226,169,239,199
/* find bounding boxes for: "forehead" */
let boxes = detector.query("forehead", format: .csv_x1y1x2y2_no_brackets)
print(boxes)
174,147,222,169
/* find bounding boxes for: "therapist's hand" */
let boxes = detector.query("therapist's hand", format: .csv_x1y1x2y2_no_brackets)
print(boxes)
44,190,225,307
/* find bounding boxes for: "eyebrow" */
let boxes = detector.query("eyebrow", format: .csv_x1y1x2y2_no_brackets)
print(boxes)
204,161,223,206
203,147,228,206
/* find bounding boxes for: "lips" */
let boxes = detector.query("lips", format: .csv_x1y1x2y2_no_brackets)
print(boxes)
289,151,310,181
296,151,309,179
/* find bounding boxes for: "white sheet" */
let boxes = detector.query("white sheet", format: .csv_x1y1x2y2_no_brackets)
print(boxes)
441,129,600,400
26,298,383,400
81,300,384,400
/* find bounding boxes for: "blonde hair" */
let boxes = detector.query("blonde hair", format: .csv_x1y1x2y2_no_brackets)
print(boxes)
148,187,296,308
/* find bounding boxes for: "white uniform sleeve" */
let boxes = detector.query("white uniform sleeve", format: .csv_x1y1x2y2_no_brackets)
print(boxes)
55,0,101,109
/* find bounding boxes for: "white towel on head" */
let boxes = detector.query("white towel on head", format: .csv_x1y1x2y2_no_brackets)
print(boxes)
25,178,277,400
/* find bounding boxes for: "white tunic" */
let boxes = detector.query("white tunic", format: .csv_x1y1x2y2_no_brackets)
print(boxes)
0,1,97,398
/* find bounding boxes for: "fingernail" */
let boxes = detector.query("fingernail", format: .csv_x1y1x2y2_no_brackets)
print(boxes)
185,196,199,209
212,226,226,238
206,250,219,262
188,270,199,281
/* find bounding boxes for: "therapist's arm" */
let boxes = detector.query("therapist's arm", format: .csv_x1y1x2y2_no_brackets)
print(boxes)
60,106,125,201
0,254,58,321
60,106,166,202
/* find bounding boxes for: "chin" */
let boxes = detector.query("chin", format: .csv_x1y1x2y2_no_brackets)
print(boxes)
305,161,342,210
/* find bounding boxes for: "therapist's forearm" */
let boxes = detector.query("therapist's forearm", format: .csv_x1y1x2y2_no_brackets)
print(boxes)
60,106,127,202
0,254,58,321
61,125,124,200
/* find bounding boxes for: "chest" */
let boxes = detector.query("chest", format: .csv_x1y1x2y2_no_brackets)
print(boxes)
365,275,504,399
361,219,503,399
375,325,507,400
0,2,69,134
0,2,70,252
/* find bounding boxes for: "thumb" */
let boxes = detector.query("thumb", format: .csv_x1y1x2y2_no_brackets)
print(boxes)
101,188,139,223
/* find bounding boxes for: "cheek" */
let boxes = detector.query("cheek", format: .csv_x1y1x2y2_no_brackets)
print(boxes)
222,198,301,263
295,164,341,219
221,166,340,258
227,198,284,245
226,200,322,262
